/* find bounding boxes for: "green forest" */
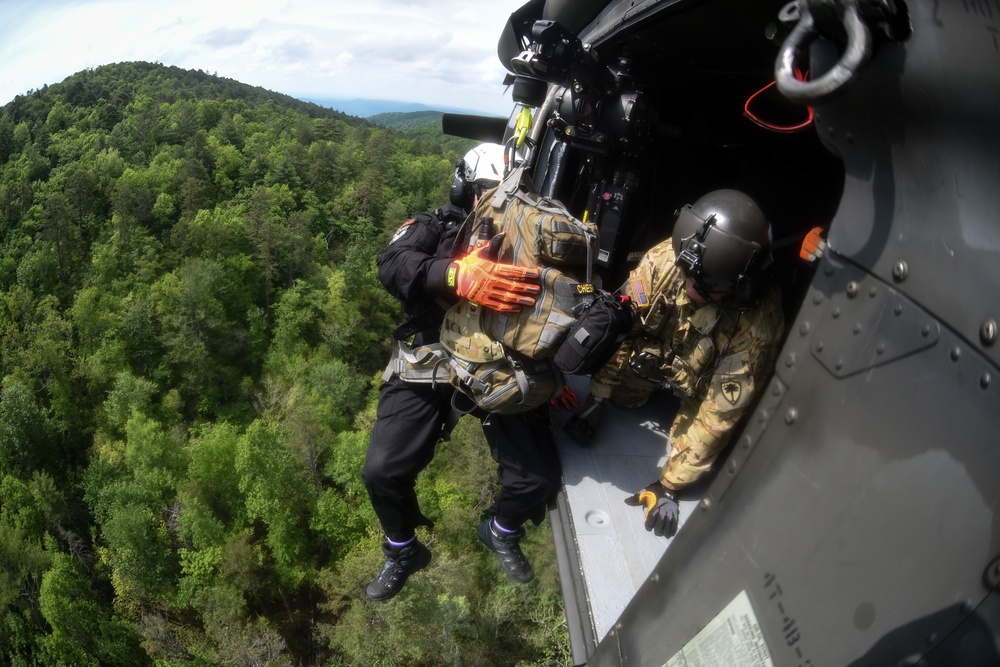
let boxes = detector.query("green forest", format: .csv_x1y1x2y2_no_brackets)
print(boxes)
0,62,570,666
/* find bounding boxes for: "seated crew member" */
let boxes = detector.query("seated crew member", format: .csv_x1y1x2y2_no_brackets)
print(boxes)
362,144,563,601
567,189,785,538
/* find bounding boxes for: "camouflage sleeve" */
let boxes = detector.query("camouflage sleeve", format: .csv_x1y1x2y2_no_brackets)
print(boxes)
660,351,756,489
660,284,785,490
589,240,670,398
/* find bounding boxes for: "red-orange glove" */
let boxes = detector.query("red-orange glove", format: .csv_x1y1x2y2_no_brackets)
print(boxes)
549,385,579,410
448,236,540,313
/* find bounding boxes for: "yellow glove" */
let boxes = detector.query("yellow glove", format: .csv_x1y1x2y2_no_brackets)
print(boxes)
449,235,540,313
624,481,679,537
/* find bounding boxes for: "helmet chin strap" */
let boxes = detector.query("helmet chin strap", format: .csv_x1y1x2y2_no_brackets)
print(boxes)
686,273,740,308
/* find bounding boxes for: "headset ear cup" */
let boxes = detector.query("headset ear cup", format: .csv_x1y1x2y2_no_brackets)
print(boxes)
735,260,770,306
450,176,472,210
735,274,755,306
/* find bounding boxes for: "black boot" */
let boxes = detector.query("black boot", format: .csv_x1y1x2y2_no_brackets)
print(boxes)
477,518,534,583
365,539,432,601
563,394,606,446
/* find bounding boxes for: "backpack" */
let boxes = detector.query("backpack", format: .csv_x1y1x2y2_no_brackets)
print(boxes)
435,168,600,413
474,167,599,360
478,166,597,273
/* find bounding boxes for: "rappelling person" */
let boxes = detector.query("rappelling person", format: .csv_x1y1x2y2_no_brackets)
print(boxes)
362,143,563,601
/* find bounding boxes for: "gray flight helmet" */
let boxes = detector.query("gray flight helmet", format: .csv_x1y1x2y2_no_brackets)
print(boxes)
671,189,773,303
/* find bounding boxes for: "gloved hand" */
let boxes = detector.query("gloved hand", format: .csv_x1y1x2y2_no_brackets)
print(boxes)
450,234,540,313
799,226,828,263
549,384,579,411
624,481,679,538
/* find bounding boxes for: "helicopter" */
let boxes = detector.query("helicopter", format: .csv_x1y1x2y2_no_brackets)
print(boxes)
444,0,1000,665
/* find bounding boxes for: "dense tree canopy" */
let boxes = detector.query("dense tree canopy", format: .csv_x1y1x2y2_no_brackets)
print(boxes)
0,62,569,666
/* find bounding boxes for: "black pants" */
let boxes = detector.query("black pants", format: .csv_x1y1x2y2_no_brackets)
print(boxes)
362,377,562,543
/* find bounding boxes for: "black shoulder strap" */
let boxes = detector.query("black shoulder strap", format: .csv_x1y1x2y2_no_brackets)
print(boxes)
391,300,449,340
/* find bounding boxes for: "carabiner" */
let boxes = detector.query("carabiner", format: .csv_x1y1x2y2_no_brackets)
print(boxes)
515,106,533,148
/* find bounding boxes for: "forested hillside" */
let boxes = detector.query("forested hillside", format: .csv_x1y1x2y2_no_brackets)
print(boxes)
0,61,569,666
368,111,478,155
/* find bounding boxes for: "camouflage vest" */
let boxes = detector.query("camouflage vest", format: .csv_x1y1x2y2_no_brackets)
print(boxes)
627,262,739,400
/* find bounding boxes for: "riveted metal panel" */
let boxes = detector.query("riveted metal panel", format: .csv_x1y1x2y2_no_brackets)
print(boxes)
588,254,1000,666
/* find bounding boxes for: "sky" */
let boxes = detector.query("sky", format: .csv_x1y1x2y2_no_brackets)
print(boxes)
0,0,529,116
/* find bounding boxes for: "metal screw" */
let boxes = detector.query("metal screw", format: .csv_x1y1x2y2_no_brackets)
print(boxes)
785,408,798,425
982,372,991,389
892,260,908,282
981,319,998,347
847,281,859,298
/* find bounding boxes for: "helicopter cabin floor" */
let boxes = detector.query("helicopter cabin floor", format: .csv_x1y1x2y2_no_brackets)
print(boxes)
549,373,713,659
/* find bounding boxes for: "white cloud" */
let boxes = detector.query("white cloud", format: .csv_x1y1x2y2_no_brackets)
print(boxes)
0,0,528,115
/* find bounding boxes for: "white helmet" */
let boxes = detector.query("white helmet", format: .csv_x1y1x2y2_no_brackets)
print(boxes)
450,142,507,211
459,142,506,186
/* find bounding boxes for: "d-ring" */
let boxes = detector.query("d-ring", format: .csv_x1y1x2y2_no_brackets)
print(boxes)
775,0,873,105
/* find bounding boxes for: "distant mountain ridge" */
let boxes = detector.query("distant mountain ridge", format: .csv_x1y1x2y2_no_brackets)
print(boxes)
300,96,505,119
367,110,479,155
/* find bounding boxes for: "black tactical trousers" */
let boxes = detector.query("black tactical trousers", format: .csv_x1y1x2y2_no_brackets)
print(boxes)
362,377,562,543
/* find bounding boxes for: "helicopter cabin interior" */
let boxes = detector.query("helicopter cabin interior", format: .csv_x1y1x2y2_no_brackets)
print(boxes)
489,0,855,659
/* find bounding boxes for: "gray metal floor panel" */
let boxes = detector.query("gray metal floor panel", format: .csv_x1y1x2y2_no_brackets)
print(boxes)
550,374,703,642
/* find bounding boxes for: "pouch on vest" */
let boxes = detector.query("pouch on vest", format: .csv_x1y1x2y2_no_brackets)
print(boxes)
440,299,563,413
482,267,595,360
553,293,635,375
440,300,505,363
476,167,599,272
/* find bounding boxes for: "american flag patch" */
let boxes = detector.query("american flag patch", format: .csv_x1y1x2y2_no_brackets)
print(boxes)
630,279,648,306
